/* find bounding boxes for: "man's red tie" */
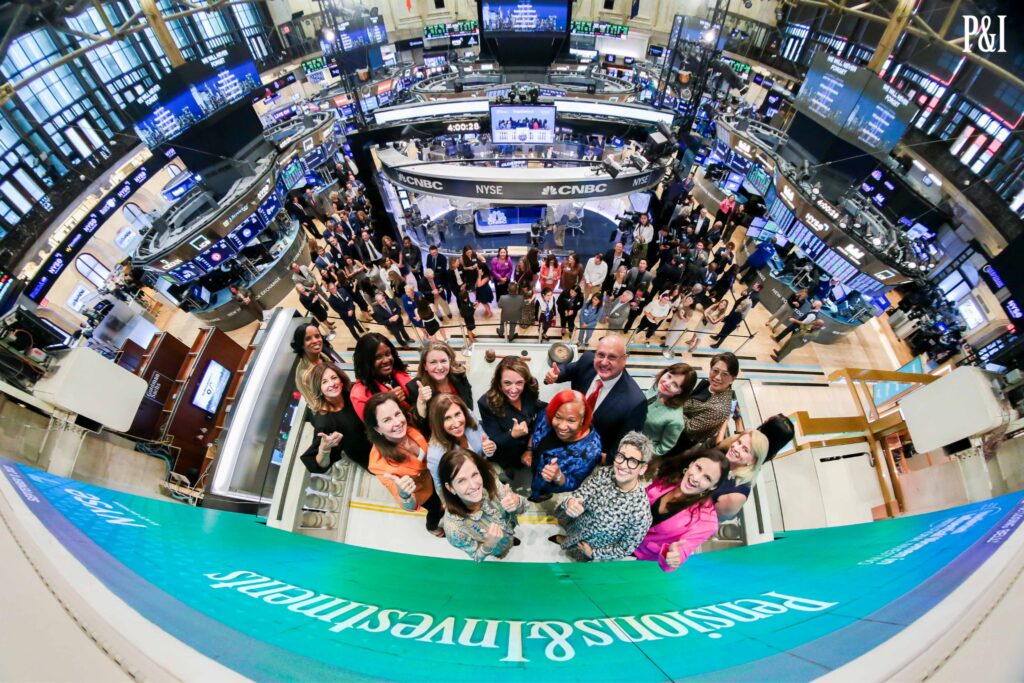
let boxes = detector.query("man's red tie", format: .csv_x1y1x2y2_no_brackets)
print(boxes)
585,380,604,413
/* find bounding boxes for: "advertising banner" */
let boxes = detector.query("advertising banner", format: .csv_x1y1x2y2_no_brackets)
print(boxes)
3,459,1023,681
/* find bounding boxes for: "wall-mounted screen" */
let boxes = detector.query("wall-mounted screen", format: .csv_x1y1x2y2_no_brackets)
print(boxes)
475,206,545,229
193,239,236,271
167,262,205,284
192,360,231,413
227,214,264,251
482,0,568,32
490,105,556,144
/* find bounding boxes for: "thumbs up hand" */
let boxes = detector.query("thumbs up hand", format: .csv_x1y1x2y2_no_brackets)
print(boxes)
481,434,496,457
416,380,433,406
541,457,563,484
544,362,560,385
382,473,416,499
510,418,529,438
665,542,683,569
499,484,520,512
564,496,585,518
483,522,504,547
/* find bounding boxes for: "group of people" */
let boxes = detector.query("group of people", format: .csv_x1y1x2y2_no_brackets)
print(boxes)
292,324,794,569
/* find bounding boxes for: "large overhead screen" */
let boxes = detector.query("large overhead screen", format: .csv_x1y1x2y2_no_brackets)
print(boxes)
490,105,555,144
481,0,568,32
794,51,918,155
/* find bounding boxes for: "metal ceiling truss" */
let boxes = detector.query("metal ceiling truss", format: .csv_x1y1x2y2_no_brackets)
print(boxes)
787,0,1024,92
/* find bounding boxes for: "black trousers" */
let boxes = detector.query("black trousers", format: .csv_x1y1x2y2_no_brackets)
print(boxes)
422,490,444,531
635,317,662,339
387,322,413,344
338,313,364,338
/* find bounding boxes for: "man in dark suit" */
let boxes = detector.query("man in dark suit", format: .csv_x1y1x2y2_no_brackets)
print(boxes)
287,195,320,240
425,245,452,300
543,333,647,455
602,242,628,289
372,292,413,346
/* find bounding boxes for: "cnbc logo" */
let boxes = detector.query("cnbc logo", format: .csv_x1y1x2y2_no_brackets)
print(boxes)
541,183,608,197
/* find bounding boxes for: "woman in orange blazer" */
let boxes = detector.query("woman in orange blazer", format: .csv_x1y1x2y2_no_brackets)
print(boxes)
364,392,444,537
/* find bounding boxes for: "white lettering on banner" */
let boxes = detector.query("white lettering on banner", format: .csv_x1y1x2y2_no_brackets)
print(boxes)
203,569,838,663
256,275,283,299
780,184,796,207
803,213,830,233
64,488,153,528
475,184,503,196
397,172,444,191
839,244,866,264
736,140,752,156
860,506,1000,565
541,183,609,197
3,464,40,503
632,173,654,188
963,15,1006,53
159,257,183,270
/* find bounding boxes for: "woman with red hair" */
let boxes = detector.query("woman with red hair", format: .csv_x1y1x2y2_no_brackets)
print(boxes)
526,389,603,502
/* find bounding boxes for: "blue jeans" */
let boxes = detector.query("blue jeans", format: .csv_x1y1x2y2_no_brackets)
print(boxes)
578,322,596,346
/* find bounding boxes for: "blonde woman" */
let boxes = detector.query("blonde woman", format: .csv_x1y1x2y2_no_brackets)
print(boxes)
686,297,728,352
710,429,770,520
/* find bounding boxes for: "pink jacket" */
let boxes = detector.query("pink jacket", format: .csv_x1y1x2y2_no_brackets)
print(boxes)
634,481,719,572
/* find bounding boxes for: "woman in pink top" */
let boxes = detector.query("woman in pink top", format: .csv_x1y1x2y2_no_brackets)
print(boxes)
634,449,730,571
490,248,515,299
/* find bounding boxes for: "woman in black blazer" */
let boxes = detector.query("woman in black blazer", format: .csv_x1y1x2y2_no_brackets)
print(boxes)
477,356,547,480
405,342,474,437
299,363,372,473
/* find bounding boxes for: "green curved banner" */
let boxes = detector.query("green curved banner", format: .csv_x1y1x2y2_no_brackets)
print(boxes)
3,459,1022,681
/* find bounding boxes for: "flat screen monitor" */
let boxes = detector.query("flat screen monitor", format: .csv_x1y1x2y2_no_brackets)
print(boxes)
629,192,651,214
605,54,617,63
490,104,556,144
191,360,231,413
623,56,635,65
167,262,204,283
227,214,265,251
482,0,568,32
475,205,545,229
423,55,447,68
193,238,236,271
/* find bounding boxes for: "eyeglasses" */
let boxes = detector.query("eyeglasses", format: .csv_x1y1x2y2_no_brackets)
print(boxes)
614,452,644,470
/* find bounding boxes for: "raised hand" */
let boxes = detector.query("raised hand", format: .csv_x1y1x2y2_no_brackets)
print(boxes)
481,434,496,457
416,380,433,405
318,431,343,450
541,457,562,484
483,521,503,547
499,485,520,512
510,418,529,438
390,383,408,401
577,540,593,558
382,473,416,499
564,496,585,518
521,450,533,468
544,362,560,385
665,541,683,569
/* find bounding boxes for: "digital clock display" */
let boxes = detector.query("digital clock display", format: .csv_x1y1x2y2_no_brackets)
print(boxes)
301,56,327,74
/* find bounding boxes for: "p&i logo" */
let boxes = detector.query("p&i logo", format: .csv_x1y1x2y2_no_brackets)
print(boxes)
963,15,1006,53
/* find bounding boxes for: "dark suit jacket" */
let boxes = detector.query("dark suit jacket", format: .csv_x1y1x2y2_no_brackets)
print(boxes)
602,249,628,285
553,351,647,454
371,298,403,327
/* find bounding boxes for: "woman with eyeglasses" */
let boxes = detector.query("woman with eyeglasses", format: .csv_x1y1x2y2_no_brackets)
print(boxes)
642,363,698,457
634,449,730,571
551,431,654,561
668,352,740,456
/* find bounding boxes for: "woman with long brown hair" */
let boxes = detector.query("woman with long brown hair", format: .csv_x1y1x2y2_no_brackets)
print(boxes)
477,356,546,480
634,449,730,571
364,392,444,537
641,363,698,457
299,363,371,473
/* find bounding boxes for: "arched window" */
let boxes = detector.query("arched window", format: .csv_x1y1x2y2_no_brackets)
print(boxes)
122,201,152,229
166,163,183,178
75,253,110,289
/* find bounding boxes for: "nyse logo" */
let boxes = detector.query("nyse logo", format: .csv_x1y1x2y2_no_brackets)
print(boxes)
963,15,1006,53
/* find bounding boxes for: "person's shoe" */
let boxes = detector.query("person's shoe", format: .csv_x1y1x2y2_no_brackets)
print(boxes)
326,332,337,342
770,354,779,362
547,534,566,545
513,537,522,547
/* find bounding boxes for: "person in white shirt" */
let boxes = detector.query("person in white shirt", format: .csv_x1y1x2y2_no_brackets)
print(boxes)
582,253,608,300
631,214,654,266
632,291,675,343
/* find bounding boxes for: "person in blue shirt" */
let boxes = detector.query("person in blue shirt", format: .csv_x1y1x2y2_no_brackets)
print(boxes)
577,294,603,348
527,390,603,502
738,240,776,286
